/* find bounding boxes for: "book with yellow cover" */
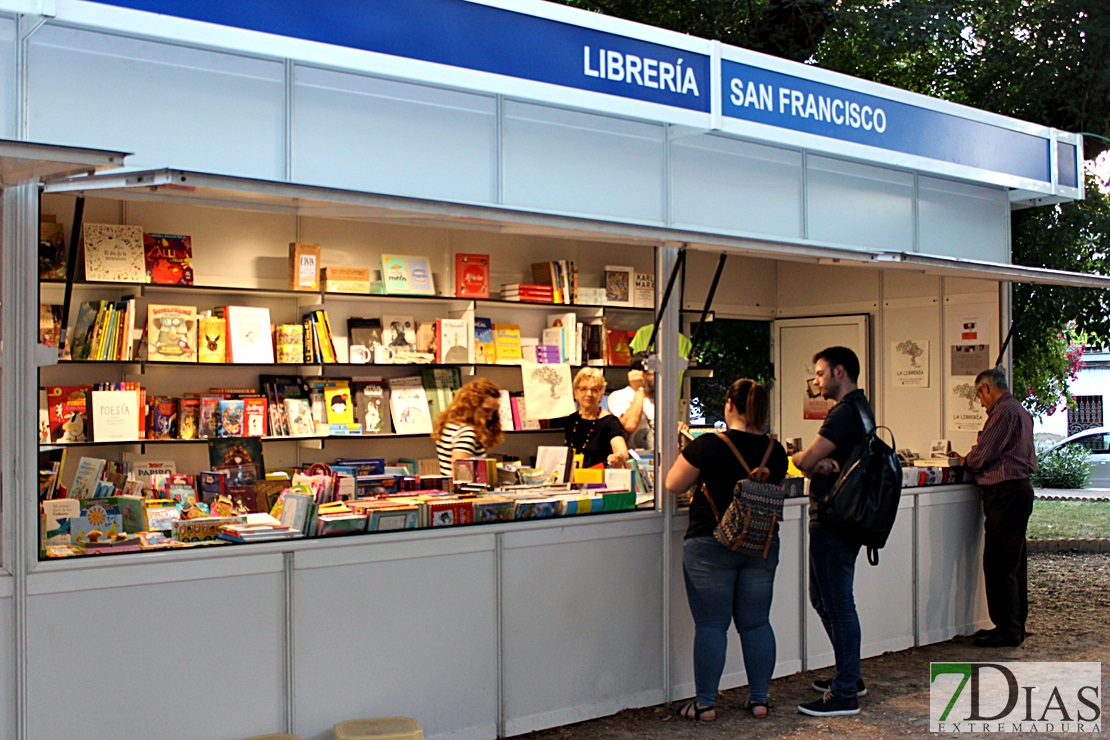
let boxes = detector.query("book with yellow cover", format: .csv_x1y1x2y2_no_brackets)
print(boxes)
197,317,226,363
492,323,523,365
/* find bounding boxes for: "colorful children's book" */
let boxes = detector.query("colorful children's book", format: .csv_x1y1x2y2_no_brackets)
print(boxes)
218,399,245,437
283,398,316,437
68,457,107,500
380,254,411,294
382,315,416,351
82,223,146,282
46,385,91,443
474,317,495,364
243,397,268,437
324,383,355,425
149,396,179,439
147,304,198,362
208,437,265,479
197,316,227,363
275,323,305,364
143,232,194,285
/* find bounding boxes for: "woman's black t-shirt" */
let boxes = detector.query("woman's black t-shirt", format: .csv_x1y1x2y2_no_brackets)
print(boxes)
680,430,789,539
554,412,625,468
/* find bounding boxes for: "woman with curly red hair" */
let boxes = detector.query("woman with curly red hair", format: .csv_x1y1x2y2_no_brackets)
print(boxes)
432,378,505,476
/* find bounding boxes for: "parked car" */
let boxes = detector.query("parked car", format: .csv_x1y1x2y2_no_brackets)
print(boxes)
1044,427,1110,487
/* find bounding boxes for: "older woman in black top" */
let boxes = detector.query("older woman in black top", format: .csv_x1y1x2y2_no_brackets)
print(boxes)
558,367,629,467
664,379,788,722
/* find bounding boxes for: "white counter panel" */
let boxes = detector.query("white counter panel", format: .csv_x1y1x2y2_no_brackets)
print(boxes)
804,494,916,670
293,536,500,740
916,486,989,643
25,570,286,740
501,516,664,736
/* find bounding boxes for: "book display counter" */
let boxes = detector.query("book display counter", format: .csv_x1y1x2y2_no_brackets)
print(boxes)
36,176,660,561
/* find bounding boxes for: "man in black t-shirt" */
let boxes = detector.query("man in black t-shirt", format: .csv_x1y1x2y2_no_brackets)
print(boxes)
792,346,871,717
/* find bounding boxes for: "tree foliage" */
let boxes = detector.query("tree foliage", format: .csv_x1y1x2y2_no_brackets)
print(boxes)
550,0,836,62
688,320,772,423
814,0,1110,157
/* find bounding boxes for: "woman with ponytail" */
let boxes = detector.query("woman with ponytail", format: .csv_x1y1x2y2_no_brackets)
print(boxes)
664,379,788,721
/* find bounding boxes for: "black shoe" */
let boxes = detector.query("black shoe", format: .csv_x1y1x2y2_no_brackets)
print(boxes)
811,677,867,696
973,632,1023,647
798,691,860,717
975,627,997,638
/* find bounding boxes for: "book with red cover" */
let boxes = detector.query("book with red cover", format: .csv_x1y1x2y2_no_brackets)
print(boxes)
455,253,490,299
46,385,91,443
243,396,269,437
606,329,633,366
143,232,194,285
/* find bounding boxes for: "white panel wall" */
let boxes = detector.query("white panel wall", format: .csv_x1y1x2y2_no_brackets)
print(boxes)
294,536,500,740
292,67,498,204
918,176,1009,262
670,134,803,238
807,156,914,251
682,250,777,318
917,487,989,644
855,496,915,657
501,518,664,736
26,25,285,178
502,101,665,223
25,559,287,740
0,582,13,740
0,16,15,139
881,272,945,454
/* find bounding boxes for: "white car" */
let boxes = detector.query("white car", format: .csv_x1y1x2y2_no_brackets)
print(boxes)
1044,427,1110,487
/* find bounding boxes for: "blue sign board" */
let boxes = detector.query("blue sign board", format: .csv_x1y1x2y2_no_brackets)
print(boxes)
721,60,1050,183
89,0,711,112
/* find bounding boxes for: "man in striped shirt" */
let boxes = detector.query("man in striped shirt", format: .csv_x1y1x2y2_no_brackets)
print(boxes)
952,366,1037,648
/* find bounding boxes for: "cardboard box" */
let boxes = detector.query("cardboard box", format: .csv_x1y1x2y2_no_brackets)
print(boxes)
289,242,321,291
322,266,371,294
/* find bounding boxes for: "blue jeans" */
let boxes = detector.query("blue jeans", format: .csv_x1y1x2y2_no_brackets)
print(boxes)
808,526,862,698
682,535,779,706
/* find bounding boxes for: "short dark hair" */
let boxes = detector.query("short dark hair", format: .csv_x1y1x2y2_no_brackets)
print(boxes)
813,346,860,383
975,366,1008,392
629,351,651,371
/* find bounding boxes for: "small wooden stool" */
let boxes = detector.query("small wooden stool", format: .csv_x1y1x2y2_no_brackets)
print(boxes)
333,716,423,740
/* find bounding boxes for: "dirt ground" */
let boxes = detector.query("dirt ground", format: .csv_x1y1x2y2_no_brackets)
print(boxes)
523,552,1109,739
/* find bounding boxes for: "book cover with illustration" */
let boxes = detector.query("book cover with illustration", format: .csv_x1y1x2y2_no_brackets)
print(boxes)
208,437,265,479
82,223,146,283
40,219,67,280
276,323,305,364
603,265,634,307
46,385,91,443
147,304,198,362
388,376,433,434
224,305,274,364
324,383,355,425
143,232,194,285
353,379,390,434
381,315,416,350
473,317,495,364
218,399,245,437
150,396,179,439
435,318,471,363
493,323,523,365
455,252,490,299
197,316,226,363
380,254,411,294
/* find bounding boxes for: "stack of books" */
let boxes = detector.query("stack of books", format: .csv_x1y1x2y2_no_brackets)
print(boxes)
500,283,555,302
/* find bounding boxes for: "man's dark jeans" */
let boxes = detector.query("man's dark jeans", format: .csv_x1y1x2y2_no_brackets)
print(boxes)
809,526,862,698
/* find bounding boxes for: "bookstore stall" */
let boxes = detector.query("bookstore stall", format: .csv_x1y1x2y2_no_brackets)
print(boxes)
0,2,1105,739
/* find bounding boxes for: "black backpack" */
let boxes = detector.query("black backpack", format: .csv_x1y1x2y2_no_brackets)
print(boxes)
816,398,903,565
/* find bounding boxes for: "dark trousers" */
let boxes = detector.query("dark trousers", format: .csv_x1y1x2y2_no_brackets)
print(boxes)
981,478,1034,639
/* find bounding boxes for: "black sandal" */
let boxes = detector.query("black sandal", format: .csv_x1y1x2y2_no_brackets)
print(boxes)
745,698,770,718
676,700,716,722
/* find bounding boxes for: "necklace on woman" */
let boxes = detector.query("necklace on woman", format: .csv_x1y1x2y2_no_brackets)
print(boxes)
572,415,599,456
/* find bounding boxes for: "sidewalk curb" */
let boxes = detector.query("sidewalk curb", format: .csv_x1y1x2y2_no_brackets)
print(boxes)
1027,538,1110,553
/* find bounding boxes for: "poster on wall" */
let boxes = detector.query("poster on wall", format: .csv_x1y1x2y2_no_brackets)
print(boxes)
803,370,835,420
947,377,987,432
892,339,930,387
951,343,991,377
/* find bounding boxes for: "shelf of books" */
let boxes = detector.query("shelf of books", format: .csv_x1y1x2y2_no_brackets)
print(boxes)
37,191,658,560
